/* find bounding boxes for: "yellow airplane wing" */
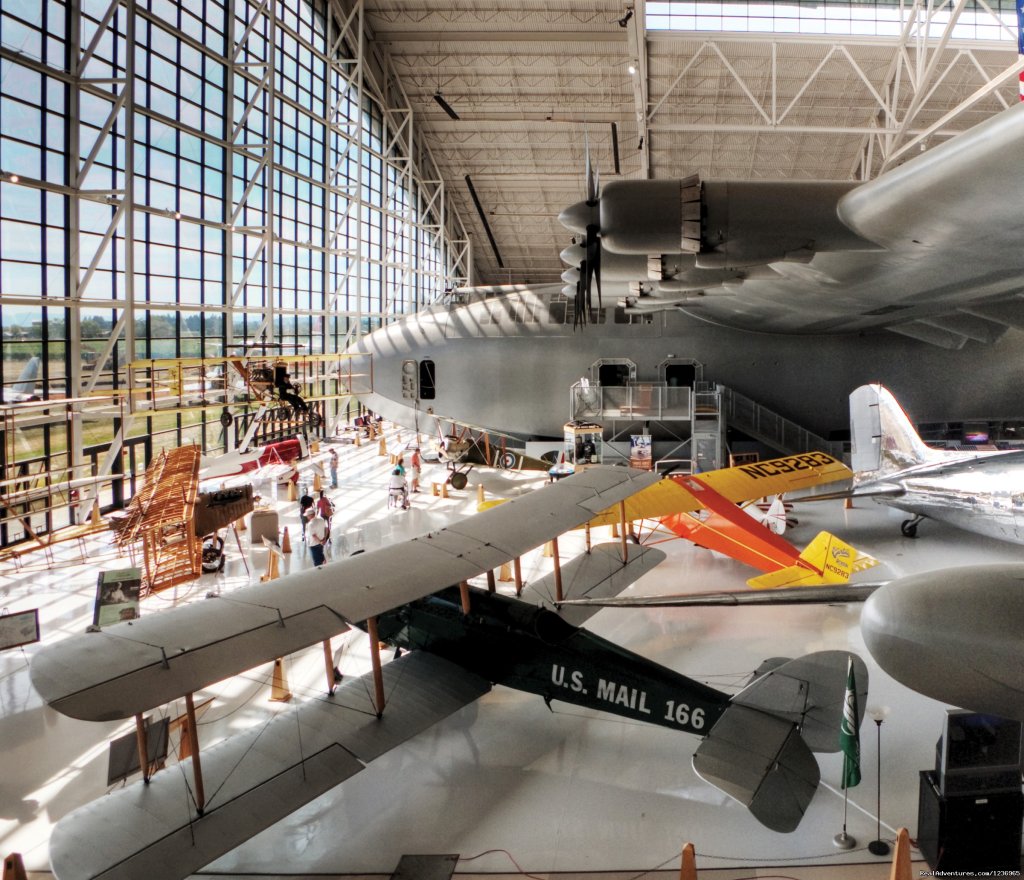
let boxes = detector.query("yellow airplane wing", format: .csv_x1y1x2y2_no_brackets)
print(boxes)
696,451,851,501
589,451,851,527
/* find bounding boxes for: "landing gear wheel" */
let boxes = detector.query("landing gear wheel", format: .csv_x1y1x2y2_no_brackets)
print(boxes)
219,409,233,428
450,472,468,491
308,411,323,429
900,519,919,538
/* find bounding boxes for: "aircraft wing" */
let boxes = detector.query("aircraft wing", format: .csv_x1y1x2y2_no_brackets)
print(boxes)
790,481,905,503
48,652,490,880
559,583,882,608
620,104,1024,346
586,451,850,526
31,466,659,722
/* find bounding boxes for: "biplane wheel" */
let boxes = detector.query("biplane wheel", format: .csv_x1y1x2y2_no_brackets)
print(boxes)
900,519,919,539
450,472,468,491
219,410,233,428
309,412,324,428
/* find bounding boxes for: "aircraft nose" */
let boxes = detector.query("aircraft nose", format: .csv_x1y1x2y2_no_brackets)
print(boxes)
559,199,598,234
862,565,1024,721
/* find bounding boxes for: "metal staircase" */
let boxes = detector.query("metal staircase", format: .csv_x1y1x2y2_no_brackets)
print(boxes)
715,384,844,458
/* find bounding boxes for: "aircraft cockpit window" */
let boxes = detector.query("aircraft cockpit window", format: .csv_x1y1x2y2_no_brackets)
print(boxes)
419,359,436,400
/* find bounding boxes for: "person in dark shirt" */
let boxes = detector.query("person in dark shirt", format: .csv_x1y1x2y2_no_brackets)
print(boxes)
299,489,314,540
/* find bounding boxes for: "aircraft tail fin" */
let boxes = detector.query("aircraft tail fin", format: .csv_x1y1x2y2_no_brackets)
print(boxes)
746,531,877,590
850,383,940,476
693,651,868,833
761,494,788,535
11,356,40,397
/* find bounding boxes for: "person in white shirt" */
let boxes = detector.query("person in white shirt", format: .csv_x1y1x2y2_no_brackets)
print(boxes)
307,509,328,566
388,467,408,509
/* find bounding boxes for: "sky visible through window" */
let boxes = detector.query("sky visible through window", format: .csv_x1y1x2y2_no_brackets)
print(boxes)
647,0,1021,42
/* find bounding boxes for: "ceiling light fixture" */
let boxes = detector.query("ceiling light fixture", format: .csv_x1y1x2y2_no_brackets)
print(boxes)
627,61,637,75
433,92,460,121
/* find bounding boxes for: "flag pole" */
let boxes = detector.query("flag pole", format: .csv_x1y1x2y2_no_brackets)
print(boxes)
833,656,860,849
833,779,856,848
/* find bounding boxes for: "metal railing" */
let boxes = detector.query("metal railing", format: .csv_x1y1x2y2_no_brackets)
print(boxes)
570,382,693,421
719,385,843,457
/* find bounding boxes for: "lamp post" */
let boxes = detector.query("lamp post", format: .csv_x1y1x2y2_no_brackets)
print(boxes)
868,705,891,856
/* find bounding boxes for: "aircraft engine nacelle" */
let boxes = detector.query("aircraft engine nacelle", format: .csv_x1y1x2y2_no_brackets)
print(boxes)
861,564,1024,722
595,179,702,255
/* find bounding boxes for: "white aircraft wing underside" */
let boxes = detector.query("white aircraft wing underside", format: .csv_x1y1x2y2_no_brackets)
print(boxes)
672,103,1024,343
48,652,491,880
31,466,660,722
519,541,668,627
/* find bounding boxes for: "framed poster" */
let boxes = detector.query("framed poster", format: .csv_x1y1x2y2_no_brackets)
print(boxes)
0,608,40,651
630,434,653,469
93,568,142,627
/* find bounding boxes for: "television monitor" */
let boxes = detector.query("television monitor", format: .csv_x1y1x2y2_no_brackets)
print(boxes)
963,422,990,444
938,710,1023,795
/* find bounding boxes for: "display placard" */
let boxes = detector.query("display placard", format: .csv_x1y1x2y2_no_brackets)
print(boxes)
0,608,40,651
630,434,653,469
93,568,142,627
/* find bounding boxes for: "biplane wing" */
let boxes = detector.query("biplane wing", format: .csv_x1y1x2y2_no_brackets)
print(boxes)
31,466,660,722
48,653,490,880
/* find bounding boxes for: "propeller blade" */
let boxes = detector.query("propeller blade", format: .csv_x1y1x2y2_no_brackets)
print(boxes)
584,132,598,205
585,223,601,315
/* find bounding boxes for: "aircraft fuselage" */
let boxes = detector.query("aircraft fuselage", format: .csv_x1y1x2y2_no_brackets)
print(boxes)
875,450,1024,544
350,290,1024,443
372,585,727,737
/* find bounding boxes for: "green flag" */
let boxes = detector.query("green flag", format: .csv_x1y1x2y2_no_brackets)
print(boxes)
839,656,861,788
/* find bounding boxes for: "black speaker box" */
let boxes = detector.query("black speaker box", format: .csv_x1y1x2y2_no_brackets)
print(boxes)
918,771,1024,870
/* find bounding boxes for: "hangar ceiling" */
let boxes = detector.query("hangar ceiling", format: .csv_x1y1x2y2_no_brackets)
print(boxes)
361,0,1023,285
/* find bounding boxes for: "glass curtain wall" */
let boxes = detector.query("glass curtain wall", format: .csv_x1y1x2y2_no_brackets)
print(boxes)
0,0,465,543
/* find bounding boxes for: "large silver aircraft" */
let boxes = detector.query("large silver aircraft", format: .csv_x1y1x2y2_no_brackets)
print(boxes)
848,383,1024,542
352,101,1024,446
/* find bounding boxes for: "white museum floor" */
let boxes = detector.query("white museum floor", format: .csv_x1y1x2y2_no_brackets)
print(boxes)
1,424,1017,878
